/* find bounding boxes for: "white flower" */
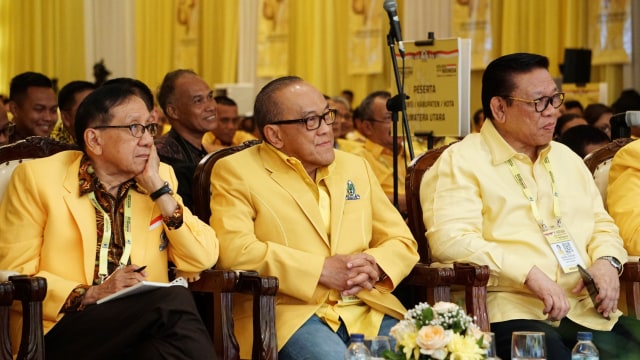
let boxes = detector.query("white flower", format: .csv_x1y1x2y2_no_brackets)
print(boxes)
432,301,460,314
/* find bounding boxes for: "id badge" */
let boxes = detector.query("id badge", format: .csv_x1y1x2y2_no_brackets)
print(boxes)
542,224,585,273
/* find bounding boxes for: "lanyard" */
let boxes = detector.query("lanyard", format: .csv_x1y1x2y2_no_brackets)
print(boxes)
505,156,561,230
88,191,134,283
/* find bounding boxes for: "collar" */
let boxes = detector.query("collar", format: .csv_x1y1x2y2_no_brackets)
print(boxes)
363,138,403,158
480,120,551,165
263,142,332,183
78,154,143,197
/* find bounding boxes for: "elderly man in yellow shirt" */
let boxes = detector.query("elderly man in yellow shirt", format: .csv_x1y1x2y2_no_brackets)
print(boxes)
422,53,640,359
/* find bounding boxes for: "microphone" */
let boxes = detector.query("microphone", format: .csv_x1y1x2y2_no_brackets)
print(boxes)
383,0,405,57
610,111,640,139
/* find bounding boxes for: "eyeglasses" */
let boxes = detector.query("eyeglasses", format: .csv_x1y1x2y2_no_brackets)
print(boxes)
504,92,565,113
92,123,160,138
0,122,15,137
271,109,337,131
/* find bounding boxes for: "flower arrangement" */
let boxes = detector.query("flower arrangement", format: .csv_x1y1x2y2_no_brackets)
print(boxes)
383,302,489,360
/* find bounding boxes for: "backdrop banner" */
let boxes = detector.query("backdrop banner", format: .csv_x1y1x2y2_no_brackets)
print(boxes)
257,0,290,77
347,0,384,75
589,0,631,65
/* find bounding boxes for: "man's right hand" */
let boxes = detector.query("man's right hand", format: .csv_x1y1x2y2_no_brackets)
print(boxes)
525,265,570,321
82,265,147,305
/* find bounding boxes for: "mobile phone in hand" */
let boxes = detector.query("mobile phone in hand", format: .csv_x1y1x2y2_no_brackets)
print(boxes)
577,264,610,320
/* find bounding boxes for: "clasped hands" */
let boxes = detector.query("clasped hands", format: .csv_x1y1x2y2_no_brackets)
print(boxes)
320,253,382,296
525,260,619,321
82,265,148,305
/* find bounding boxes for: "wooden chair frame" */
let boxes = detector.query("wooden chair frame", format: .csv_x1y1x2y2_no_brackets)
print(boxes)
192,140,278,360
404,144,490,331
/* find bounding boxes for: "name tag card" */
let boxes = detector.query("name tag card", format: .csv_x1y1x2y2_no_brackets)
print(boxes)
543,225,585,273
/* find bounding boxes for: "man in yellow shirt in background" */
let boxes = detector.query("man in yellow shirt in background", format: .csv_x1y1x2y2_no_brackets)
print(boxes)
202,95,256,152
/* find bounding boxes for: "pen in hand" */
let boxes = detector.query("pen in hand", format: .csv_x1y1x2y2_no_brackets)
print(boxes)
134,265,147,273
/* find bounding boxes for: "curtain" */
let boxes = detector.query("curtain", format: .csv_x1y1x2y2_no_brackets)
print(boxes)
0,0,86,95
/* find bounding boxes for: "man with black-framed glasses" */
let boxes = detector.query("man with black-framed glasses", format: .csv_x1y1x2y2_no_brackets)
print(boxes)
210,76,419,360
0,82,218,359
422,52,640,359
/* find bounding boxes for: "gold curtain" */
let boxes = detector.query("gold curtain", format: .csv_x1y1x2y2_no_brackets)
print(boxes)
135,0,238,94
493,0,622,104
0,0,86,95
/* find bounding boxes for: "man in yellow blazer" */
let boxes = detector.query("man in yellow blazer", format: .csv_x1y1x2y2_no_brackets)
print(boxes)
0,83,218,359
210,76,419,359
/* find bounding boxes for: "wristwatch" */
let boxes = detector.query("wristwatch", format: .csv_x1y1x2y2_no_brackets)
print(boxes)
598,256,623,276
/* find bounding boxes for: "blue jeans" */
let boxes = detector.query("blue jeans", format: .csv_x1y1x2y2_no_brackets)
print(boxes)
279,314,398,360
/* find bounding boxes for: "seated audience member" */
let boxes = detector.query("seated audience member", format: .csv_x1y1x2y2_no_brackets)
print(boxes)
607,139,640,255
351,91,409,214
329,96,361,152
472,108,485,133
553,113,588,140
155,69,217,211
202,95,256,152
0,105,12,146
584,103,614,139
340,89,354,109
0,83,218,359
210,76,419,360
563,99,584,115
344,107,367,143
421,52,640,359
612,89,640,138
559,124,610,158
7,71,58,143
51,80,97,144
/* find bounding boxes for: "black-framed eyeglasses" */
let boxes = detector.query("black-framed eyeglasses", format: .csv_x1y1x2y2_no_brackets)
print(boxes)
92,123,160,138
270,109,337,131
0,122,15,137
504,92,565,113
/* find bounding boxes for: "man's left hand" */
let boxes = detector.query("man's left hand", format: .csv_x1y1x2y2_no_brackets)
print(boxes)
572,259,620,318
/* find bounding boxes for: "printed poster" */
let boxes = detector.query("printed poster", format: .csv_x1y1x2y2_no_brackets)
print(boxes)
395,38,471,137
174,0,200,70
347,0,384,75
589,0,631,65
257,0,289,77
452,0,494,70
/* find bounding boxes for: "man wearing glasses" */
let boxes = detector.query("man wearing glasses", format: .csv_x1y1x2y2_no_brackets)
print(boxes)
421,53,640,358
210,76,419,359
0,83,218,359
202,95,257,152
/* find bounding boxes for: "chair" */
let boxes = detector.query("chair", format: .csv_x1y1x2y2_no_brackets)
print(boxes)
0,281,14,360
582,138,640,319
404,143,491,331
191,139,278,360
583,137,635,206
0,137,75,360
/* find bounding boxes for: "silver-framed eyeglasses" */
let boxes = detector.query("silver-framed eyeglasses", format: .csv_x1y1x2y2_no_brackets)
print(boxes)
92,123,160,138
271,109,337,131
504,92,565,113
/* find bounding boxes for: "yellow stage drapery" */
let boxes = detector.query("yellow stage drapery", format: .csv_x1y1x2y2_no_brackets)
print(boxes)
0,0,630,107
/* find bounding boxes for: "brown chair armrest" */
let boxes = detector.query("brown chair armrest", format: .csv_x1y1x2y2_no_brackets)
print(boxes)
189,270,278,360
452,263,490,331
621,262,640,319
9,275,46,360
402,263,455,308
0,282,14,360
235,273,278,360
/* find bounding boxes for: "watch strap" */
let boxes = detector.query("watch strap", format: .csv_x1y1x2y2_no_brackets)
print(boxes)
150,181,173,201
598,256,623,276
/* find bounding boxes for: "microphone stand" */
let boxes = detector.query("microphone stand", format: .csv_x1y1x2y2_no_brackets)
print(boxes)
386,32,414,212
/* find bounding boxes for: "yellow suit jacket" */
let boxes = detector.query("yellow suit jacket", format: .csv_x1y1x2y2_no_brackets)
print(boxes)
0,151,218,349
210,143,418,358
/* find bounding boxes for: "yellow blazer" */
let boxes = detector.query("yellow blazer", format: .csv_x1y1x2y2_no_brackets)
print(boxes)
0,150,218,350
210,143,419,358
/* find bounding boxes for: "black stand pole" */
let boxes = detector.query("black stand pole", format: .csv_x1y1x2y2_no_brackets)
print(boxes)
386,32,414,211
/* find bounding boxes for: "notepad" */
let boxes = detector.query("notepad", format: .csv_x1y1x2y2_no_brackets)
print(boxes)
96,277,188,304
